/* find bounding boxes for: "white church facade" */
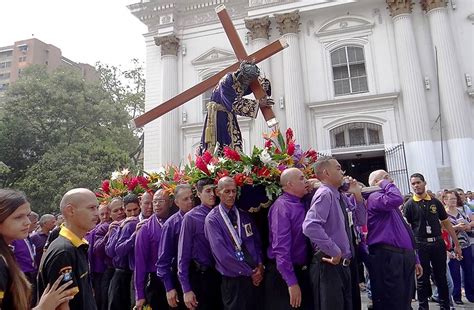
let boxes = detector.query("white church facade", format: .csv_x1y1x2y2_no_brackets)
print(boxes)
128,0,474,192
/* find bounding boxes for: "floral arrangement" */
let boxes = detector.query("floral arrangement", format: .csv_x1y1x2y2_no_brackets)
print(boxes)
96,128,319,209
186,128,318,202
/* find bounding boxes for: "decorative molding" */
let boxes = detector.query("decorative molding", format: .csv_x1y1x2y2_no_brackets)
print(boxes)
420,0,448,12
245,16,271,40
386,0,413,17
191,47,237,66
275,10,301,35
154,35,180,56
315,15,375,39
308,92,399,113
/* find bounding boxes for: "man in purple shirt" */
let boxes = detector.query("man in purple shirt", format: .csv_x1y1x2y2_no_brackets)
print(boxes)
265,168,313,310
107,194,140,310
178,178,222,310
30,214,56,269
157,184,194,310
205,176,264,310
86,204,111,310
302,156,366,310
134,189,172,310
366,169,422,310
95,198,125,310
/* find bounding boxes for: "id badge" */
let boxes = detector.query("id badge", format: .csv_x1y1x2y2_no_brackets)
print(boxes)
426,225,432,234
235,250,244,262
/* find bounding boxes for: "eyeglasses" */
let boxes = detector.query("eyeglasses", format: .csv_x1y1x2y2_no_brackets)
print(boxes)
153,199,168,204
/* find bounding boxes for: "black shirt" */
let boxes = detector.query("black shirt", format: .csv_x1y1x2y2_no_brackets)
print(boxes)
403,194,448,240
0,255,13,310
38,226,97,310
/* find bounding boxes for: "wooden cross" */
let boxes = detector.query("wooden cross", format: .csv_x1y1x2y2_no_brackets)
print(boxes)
132,5,287,129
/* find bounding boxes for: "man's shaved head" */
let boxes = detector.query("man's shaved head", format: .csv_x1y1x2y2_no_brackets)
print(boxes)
60,188,97,213
280,168,301,187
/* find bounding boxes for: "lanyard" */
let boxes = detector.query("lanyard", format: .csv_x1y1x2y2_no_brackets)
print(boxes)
219,204,242,251
25,238,35,267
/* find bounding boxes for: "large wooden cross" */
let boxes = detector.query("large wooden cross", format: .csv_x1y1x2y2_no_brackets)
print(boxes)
132,5,287,128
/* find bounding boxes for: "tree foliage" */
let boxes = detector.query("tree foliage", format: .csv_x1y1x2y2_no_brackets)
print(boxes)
0,62,145,214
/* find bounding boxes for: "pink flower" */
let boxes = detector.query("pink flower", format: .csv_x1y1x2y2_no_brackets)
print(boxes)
264,139,272,148
127,177,139,191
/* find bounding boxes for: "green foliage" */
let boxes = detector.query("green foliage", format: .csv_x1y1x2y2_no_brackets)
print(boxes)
0,62,145,215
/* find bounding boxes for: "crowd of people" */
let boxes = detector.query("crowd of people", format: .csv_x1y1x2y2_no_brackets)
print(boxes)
1,156,474,310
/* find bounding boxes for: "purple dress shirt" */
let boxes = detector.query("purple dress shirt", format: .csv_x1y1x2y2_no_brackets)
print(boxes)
105,221,127,269
30,232,48,269
92,222,112,268
178,205,215,293
12,238,36,273
134,214,166,300
115,218,139,271
204,205,262,277
367,180,413,249
157,211,184,292
303,184,366,259
267,192,310,287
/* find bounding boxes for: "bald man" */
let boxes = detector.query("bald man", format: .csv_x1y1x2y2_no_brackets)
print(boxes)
204,177,264,310
265,168,313,310
366,170,421,310
38,188,99,310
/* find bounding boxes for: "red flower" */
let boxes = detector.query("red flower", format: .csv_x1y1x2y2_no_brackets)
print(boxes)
286,128,294,143
127,177,139,191
202,151,213,164
136,176,149,190
217,169,230,179
306,149,318,161
223,146,241,161
195,156,210,175
101,180,110,194
287,141,295,156
264,139,272,148
254,167,271,178
233,173,245,187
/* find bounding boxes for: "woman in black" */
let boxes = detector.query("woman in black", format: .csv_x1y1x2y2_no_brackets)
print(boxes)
0,189,75,310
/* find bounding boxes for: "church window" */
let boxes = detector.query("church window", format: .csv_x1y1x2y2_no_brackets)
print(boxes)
330,122,383,149
331,46,368,96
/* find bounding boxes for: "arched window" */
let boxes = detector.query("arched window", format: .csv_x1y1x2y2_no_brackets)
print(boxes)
330,122,383,149
331,46,368,96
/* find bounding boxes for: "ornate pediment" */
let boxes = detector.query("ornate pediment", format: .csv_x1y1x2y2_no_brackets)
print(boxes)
316,16,374,38
191,48,237,66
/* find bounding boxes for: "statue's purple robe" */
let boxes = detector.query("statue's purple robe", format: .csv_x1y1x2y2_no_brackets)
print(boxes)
200,73,259,153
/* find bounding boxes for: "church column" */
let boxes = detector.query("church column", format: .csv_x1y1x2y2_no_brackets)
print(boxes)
386,0,440,189
245,16,272,147
155,35,180,165
274,11,309,149
422,0,473,189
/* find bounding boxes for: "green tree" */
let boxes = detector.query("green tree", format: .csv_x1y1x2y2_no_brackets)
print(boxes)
0,63,144,213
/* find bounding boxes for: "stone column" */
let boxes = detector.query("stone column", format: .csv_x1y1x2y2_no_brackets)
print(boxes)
274,11,309,149
245,16,272,147
422,0,473,189
386,0,440,189
155,35,180,165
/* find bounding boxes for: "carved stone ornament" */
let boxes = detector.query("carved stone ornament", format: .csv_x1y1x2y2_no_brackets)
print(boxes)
154,35,180,56
245,16,271,40
420,0,447,12
275,11,301,35
386,0,414,17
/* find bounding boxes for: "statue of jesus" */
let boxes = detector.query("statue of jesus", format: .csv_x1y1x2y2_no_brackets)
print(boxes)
200,61,273,154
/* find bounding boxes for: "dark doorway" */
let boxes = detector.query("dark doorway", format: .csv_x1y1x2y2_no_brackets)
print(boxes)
336,155,386,187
